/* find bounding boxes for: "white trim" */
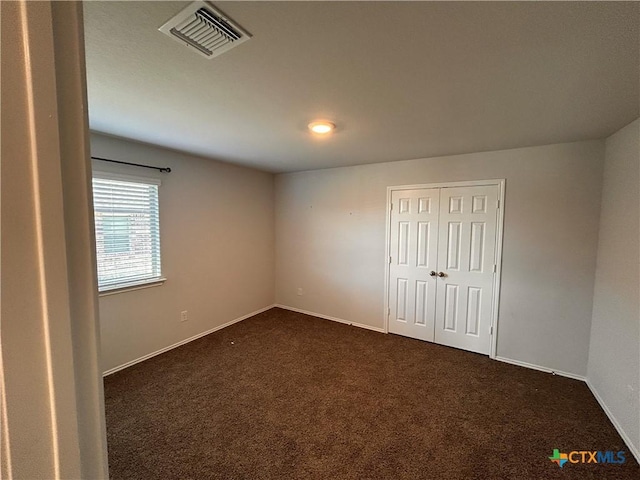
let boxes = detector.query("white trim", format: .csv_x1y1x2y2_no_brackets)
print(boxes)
92,170,162,186
387,179,506,191
98,277,166,296
102,304,276,376
494,356,586,382
100,301,640,464
383,186,392,334
490,180,506,359
384,179,506,358
275,304,386,334
496,356,640,461
586,379,640,464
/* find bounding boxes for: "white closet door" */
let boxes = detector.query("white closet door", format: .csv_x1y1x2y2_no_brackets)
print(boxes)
388,189,440,341
434,185,499,354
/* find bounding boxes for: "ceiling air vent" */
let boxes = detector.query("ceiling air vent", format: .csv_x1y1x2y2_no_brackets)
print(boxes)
159,1,250,59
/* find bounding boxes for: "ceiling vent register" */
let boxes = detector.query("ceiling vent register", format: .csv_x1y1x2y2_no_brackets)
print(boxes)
159,1,250,59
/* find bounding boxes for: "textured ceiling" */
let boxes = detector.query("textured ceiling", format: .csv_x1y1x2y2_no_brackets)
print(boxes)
84,1,639,173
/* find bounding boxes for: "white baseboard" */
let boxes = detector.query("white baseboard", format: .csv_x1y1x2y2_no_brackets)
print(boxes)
274,304,386,334
494,356,586,382
492,356,640,462
103,304,276,376
102,304,639,465
586,379,640,464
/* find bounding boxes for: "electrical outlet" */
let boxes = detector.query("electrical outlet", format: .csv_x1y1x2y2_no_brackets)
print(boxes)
297,288,303,296
180,310,188,322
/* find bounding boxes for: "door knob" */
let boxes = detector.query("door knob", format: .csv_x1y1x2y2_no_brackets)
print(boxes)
437,272,446,277
429,271,437,277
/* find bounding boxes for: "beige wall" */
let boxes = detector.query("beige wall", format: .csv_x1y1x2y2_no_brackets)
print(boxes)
275,140,604,377
91,133,275,373
1,2,108,478
588,118,640,457
0,2,632,476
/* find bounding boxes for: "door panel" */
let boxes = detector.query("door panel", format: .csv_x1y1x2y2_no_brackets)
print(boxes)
434,185,499,354
388,189,439,341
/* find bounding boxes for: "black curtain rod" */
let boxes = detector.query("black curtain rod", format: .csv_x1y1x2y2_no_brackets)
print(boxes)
92,156,171,173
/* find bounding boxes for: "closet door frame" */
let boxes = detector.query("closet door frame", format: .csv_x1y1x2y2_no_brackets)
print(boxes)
384,179,506,359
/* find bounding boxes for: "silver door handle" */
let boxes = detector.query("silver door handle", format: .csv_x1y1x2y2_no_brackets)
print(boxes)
437,272,446,277
429,271,437,277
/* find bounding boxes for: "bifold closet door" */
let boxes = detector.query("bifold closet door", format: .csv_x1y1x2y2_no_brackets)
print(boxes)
388,189,440,341
434,185,499,355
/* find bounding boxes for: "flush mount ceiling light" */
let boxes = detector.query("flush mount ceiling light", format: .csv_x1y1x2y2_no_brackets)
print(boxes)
308,121,335,135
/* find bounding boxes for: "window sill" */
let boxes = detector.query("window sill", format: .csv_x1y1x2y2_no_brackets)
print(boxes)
98,278,166,297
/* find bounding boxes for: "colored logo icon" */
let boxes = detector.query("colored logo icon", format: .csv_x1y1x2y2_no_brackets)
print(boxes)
549,449,569,468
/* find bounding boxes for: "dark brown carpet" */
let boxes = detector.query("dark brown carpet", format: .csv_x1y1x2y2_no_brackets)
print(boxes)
105,308,639,479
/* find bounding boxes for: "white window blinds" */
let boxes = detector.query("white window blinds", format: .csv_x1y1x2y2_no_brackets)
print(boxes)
92,173,163,291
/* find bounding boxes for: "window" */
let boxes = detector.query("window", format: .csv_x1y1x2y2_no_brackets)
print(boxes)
92,172,164,292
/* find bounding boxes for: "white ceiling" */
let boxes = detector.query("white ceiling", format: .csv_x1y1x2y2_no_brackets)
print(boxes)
84,1,639,173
